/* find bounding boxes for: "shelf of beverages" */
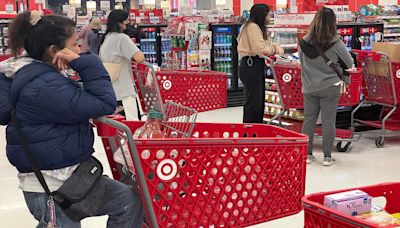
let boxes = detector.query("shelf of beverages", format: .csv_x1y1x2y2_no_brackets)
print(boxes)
214,33,233,46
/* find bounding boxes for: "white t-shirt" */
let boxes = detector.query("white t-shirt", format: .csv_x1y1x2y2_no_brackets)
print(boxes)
99,32,140,100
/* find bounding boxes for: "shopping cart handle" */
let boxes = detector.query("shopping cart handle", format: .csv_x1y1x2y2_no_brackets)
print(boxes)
262,55,276,64
94,116,159,228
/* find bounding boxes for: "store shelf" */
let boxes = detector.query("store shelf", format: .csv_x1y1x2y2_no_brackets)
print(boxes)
265,79,275,83
378,16,400,19
265,91,279,96
161,33,185,38
215,57,232,62
384,24,400,28
265,103,282,108
143,52,157,54
384,33,400,37
141,38,156,42
162,38,171,41
215,43,232,47
280,43,298,48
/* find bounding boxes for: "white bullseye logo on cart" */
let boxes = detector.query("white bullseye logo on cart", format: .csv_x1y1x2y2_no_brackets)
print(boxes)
163,80,172,90
396,70,400,79
282,73,292,82
157,159,177,181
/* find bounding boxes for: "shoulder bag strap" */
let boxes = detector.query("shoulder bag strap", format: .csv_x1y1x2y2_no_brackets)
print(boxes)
10,108,52,196
314,45,343,80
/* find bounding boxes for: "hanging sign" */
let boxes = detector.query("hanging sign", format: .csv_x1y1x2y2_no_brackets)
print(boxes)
5,4,14,13
63,4,70,14
274,13,315,26
100,1,110,11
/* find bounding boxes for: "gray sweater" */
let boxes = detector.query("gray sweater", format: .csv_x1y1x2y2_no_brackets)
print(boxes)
299,35,354,93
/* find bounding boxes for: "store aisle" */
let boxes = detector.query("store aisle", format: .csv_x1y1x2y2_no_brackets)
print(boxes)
1,107,400,227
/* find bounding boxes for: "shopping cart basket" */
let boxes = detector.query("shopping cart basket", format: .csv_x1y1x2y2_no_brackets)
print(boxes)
132,62,227,113
95,116,308,227
265,57,363,152
351,51,400,148
130,62,198,138
303,182,400,228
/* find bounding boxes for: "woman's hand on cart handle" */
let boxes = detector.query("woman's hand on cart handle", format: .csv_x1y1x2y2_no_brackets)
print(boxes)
274,45,285,56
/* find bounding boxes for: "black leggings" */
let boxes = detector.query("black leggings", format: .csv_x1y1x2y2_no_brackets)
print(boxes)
239,56,266,123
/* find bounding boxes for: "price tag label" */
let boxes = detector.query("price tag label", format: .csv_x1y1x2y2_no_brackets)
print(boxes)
5,4,14,14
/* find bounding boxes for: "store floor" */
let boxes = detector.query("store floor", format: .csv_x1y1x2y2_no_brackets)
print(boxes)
0,107,399,227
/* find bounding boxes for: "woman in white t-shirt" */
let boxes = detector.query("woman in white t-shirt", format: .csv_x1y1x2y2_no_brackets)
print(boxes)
100,10,145,120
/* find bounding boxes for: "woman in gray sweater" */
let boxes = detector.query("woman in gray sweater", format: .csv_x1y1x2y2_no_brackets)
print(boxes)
299,7,353,166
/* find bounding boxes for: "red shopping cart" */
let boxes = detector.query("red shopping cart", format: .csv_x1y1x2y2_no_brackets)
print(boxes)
95,116,308,227
302,182,400,227
265,57,363,153
132,63,227,113
96,61,308,227
352,50,400,148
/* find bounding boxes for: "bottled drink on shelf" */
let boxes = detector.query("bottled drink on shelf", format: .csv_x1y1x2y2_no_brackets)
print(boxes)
227,35,232,44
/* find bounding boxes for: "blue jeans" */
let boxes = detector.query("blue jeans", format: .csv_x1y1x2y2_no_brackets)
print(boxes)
23,177,144,228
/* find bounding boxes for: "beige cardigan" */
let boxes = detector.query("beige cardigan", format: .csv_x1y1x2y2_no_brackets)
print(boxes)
237,22,278,59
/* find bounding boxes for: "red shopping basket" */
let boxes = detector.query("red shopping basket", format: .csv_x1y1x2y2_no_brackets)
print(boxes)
133,63,227,113
97,118,308,227
303,182,400,228
273,65,363,109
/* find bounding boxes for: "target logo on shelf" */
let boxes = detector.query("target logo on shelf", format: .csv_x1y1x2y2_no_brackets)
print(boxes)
157,159,178,181
163,80,172,90
282,73,292,82
396,70,400,79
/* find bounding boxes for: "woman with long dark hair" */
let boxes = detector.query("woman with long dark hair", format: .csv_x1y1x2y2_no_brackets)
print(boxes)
0,10,143,227
100,10,144,120
300,7,353,166
237,4,284,123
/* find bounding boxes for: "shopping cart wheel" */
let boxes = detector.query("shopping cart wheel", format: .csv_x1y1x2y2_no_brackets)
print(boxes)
375,136,385,148
336,141,351,153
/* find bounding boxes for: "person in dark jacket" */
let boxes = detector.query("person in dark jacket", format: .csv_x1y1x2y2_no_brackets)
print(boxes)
87,17,101,55
299,7,354,166
0,11,143,227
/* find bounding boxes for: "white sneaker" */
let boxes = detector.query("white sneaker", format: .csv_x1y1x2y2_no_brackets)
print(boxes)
306,155,315,164
323,157,336,166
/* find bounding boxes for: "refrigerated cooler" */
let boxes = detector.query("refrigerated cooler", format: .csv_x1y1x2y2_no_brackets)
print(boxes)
336,22,384,51
210,24,245,107
337,23,356,51
130,24,167,66
355,22,384,50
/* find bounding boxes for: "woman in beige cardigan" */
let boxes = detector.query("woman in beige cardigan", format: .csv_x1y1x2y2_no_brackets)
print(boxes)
237,4,284,123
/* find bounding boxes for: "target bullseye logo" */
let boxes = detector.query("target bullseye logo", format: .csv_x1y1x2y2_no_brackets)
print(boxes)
163,80,172,90
157,159,177,181
282,73,292,82
396,70,400,79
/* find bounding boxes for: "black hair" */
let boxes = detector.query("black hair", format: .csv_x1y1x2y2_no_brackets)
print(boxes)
100,9,129,45
244,4,270,39
9,11,76,60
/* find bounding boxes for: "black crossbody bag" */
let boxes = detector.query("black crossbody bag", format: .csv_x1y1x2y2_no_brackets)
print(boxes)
10,78,110,223
314,45,347,94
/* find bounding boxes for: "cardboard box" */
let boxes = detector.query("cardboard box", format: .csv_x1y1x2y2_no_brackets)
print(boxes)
366,42,400,76
324,190,372,216
372,42,400,62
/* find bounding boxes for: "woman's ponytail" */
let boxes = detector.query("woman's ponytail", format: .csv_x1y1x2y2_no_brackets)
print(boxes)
8,12,33,57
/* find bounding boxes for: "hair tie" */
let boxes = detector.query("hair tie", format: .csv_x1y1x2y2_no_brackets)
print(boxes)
30,10,44,27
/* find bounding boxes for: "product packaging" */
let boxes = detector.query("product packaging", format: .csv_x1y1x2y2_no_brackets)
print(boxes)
199,31,212,50
356,211,400,227
324,190,372,216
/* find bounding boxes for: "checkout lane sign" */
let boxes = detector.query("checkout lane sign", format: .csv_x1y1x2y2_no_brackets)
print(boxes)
274,13,315,26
